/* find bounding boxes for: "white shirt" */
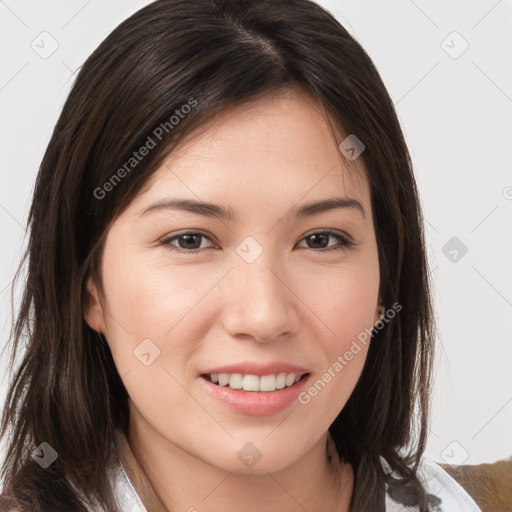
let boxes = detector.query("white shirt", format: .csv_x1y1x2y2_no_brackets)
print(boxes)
383,456,482,511
96,450,482,511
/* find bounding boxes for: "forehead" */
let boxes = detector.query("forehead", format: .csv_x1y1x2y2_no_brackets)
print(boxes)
131,88,370,217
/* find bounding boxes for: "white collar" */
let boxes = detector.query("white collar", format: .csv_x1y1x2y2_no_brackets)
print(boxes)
384,456,482,511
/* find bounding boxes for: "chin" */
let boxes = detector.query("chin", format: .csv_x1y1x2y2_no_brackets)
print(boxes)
229,458,294,475
203,444,298,475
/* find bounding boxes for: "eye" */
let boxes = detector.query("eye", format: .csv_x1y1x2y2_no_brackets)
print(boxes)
159,229,355,254
296,230,355,252
160,231,216,254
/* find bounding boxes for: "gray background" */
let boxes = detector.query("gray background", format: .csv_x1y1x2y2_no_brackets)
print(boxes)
1,0,511,466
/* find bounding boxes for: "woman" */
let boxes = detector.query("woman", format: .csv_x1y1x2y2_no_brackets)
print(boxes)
0,0,482,510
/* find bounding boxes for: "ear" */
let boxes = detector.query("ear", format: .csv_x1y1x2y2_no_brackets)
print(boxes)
84,277,107,334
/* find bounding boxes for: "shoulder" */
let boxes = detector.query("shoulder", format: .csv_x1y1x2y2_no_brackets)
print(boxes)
383,456,483,512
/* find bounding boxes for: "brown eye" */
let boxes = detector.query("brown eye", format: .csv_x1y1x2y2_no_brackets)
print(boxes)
160,229,355,255
298,231,355,252
160,232,215,254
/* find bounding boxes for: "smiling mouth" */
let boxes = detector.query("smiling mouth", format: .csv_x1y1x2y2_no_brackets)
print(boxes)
200,372,310,392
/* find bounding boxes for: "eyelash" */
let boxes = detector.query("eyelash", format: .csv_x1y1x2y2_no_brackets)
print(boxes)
159,230,356,254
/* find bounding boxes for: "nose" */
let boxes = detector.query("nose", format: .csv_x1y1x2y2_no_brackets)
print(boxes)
220,253,297,343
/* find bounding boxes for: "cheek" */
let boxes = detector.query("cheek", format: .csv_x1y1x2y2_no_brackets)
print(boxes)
294,251,379,413
296,272,377,424
100,246,227,374
309,280,375,378
98,257,212,424
102,243,184,335
331,278,379,351
298,256,380,349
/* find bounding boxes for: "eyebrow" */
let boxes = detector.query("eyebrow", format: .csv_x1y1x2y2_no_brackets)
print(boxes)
140,196,365,220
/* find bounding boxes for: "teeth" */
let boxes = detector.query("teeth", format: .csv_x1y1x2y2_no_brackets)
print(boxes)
229,373,243,390
285,374,297,387
259,374,275,392
276,373,286,389
243,374,260,391
207,372,306,392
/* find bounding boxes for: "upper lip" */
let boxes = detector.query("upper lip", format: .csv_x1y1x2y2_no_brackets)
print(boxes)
201,362,310,377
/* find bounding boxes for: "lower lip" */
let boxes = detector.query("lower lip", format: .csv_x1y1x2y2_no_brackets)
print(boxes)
200,374,310,416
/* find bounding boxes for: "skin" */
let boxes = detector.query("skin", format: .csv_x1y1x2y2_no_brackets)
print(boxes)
85,88,383,512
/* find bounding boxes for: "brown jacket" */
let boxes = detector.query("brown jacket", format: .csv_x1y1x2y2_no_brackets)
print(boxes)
440,458,512,512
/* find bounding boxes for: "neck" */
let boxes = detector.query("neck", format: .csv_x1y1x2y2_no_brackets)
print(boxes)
119,413,353,512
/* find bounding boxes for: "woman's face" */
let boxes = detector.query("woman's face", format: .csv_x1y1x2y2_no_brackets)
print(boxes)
85,89,382,474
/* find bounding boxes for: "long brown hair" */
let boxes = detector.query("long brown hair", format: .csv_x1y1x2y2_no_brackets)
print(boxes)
0,0,436,510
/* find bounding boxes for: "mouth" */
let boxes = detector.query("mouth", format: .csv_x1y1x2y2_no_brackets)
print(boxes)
200,372,310,392
199,369,312,416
